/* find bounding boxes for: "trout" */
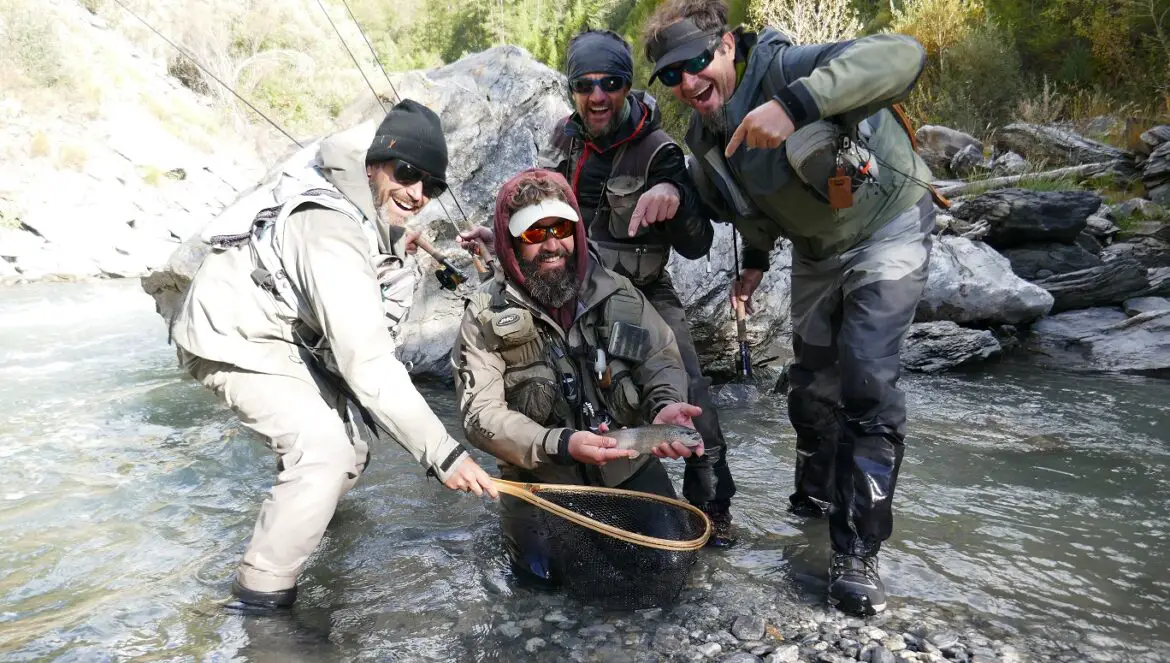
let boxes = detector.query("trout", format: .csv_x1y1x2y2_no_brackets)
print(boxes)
608,424,703,457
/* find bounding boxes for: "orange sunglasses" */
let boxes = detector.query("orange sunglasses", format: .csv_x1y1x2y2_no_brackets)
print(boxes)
518,218,575,244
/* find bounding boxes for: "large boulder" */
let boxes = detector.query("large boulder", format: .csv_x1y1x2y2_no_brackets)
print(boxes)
952,188,1102,248
915,125,982,176
1032,258,1150,313
998,242,1102,280
917,236,1054,324
994,123,1135,170
901,321,1001,373
1025,307,1170,375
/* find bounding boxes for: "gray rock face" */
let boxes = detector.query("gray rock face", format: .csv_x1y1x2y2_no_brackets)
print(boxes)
1026,307,1170,374
995,122,1134,169
1142,141,1170,205
998,241,1102,280
953,188,1102,248
990,151,1029,175
915,125,982,176
731,615,767,641
901,322,1001,373
949,144,988,177
1100,237,1170,269
1110,197,1168,221
1124,296,1170,317
666,223,793,378
1033,258,1151,312
1084,214,1120,239
917,236,1054,324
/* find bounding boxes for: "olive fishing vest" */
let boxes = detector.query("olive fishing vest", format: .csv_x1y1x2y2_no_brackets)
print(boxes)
464,278,650,436
553,116,675,287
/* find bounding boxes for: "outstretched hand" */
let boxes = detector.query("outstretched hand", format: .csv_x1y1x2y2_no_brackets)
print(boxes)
568,430,636,465
650,402,705,459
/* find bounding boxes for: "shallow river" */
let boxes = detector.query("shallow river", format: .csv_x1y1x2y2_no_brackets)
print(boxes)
1,280,1167,661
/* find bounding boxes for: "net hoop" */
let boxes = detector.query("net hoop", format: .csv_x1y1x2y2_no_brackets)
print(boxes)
492,478,712,552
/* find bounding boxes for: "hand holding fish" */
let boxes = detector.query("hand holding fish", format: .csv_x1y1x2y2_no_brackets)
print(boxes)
567,430,636,465
647,403,705,459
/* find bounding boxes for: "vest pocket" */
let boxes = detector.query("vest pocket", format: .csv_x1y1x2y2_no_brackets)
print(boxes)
504,363,561,426
594,241,669,287
603,360,642,427
604,175,647,239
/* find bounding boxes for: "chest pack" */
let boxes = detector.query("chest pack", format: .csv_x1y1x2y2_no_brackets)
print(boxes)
199,142,417,338
553,112,676,285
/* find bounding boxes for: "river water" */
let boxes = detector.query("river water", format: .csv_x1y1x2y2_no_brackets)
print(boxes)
1,279,1168,661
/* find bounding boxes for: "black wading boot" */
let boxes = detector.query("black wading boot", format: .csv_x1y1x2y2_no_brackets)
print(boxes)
828,548,885,617
702,500,738,549
224,578,297,615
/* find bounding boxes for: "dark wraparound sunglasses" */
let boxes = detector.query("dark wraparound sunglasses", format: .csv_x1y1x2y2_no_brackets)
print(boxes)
656,41,719,87
393,160,447,199
569,75,628,95
518,218,575,244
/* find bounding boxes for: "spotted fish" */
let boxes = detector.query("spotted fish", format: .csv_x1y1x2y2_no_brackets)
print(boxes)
608,424,703,457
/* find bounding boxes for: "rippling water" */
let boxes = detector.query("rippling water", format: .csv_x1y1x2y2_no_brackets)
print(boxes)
1,280,1168,661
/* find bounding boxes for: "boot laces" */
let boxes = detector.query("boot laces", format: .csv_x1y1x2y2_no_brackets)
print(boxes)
831,552,879,585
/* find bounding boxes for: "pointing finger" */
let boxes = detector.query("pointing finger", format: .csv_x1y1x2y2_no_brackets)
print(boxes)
725,121,747,158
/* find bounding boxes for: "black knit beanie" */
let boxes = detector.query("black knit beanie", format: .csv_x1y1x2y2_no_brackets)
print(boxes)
365,99,448,181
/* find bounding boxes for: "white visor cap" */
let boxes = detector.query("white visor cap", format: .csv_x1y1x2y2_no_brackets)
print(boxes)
507,199,580,237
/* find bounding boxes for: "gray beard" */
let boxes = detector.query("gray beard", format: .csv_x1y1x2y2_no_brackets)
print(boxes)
369,181,406,229
701,107,728,135
519,251,577,308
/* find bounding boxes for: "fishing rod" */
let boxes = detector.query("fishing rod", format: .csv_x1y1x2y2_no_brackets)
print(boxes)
327,0,489,274
731,230,752,381
303,0,490,285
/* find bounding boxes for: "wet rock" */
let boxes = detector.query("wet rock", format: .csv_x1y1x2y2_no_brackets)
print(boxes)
1124,296,1170,316
884,635,908,652
999,241,1102,280
765,645,800,663
719,653,762,663
817,652,851,663
544,610,569,623
869,646,897,663
525,637,546,653
918,237,1053,324
1033,258,1150,312
578,624,616,639
496,622,522,638
902,321,1001,373
953,188,1102,249
749,645,774,656
696,642,723,658
927,631,960,649
654,625,691,654
732,616,767,641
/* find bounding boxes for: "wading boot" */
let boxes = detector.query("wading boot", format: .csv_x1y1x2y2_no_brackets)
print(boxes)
787,494,831,519
223,578,297,615
702,500,738,549
828,549,885,617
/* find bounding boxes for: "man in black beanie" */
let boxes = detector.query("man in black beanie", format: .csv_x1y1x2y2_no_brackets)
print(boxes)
170,98,497,614
460,30,740,547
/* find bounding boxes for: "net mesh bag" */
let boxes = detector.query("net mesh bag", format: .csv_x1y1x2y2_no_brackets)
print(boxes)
497,480,710,610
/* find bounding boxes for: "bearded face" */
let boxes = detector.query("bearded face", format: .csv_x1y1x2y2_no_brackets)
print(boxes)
517,245,577,308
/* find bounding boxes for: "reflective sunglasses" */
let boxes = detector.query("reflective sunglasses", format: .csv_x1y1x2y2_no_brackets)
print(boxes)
393,160,447,199
569,75,628,95
657,46,717,87
518,218,575,244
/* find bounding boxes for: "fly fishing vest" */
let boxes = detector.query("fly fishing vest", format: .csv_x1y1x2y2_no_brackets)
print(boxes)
553,115,675,287
202,160,417,360
463,279,650,434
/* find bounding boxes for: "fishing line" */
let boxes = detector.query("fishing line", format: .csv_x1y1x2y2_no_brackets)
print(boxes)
108,0,303,147
313,0,386,113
